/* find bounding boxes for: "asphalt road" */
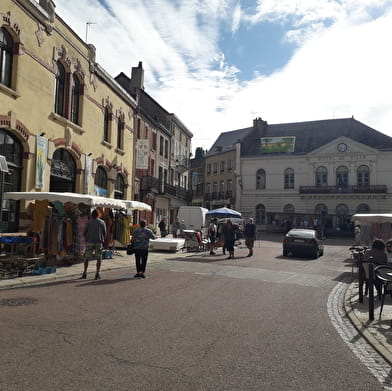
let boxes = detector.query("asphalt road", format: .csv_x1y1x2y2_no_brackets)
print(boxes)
0,237,386,390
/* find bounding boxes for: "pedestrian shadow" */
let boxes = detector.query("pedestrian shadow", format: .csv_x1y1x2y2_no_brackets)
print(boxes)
74,276,137,286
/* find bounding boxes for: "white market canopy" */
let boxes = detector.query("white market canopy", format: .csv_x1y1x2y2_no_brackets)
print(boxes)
4,191,127,210
4,192,153,212
351,214,392,224
124,200,152,212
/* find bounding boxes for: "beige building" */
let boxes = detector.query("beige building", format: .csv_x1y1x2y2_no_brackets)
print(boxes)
203,128,251,210
238,117,392,235
116,63,193,229
0,0,136,232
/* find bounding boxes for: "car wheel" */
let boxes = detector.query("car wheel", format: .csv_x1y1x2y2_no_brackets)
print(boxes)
319,249,324,256
283,249,288,256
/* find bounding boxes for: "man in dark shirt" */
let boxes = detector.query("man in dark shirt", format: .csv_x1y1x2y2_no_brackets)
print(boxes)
244,218,256,257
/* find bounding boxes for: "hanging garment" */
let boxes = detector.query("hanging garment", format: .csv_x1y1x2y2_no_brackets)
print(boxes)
75,214,88,255
31,200,50,233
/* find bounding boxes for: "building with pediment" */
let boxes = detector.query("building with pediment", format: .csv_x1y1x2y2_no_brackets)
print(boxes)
237,117,392,235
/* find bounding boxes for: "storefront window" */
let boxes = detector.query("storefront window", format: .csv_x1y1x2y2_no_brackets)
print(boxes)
114,174,125,199
0,129,23,232
94,166,108,196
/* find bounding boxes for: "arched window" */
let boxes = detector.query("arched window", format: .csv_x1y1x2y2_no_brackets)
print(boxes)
103,106,111,142
256,169,266,189
357,203,370,213
0,27,13,88
283,204,295,214
94,166,108,196
357,165,370,187
0,129,23,232
336,165,348,187
54,61,66,117
284,168,294,189
256,204,266,224
114,174,125,199
117,117,124,150
315,166,327,187
70,73,80,125
50,148,76,192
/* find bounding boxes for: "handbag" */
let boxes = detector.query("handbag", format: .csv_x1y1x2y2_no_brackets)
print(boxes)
126,242,135,255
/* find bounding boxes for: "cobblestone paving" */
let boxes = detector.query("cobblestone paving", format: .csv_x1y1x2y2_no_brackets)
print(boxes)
328,281,392,390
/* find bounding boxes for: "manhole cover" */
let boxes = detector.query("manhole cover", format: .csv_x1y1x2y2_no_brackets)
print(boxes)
0,297,38,306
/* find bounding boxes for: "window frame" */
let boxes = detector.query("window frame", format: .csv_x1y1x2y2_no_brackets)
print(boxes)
0,27,13,88
284,168,294,189
256,169,266,189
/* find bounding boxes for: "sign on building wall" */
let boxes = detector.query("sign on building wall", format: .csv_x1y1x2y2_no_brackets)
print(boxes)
261,136,296,153
136,139,149,169
35,135,48,189
85,155,92,194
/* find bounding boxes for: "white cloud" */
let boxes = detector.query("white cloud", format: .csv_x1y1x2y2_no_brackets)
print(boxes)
54,0,392,152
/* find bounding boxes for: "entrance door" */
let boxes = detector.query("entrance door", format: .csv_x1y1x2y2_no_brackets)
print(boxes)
50,148,76,192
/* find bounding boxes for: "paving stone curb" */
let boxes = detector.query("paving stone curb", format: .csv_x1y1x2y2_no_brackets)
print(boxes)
344,281,392,366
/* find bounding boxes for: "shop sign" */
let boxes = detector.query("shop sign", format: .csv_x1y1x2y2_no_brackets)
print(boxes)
136,139,149,169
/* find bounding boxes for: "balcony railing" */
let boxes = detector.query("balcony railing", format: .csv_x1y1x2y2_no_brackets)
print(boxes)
164,183,192,202
299,185,387,194
140,176,192,201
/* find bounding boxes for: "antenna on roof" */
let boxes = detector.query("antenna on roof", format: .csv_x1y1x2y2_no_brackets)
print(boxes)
85,21,97,43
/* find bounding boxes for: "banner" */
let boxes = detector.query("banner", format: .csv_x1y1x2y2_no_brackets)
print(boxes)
136,139,149,169
35,135,48,189
85,155,92,194
261,136,295,153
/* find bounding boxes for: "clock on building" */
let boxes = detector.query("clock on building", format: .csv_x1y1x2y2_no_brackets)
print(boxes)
337,143,347,152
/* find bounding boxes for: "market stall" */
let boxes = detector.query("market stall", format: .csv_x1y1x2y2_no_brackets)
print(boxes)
351,213,392,246
3,192,131,268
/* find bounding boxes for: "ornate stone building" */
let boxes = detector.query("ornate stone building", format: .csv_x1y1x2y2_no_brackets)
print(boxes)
238,117,392,235
0,0,136,231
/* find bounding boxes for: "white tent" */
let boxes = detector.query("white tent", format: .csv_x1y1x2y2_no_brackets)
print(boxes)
351,214,392,224
124,200,152,211
4,191,127,210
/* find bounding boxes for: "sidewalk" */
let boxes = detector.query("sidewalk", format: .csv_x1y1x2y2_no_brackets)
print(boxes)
1,246,392,365
344,280,392,365
0,248,198,290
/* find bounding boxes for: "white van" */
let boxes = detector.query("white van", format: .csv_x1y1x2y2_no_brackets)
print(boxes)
177,206,208,231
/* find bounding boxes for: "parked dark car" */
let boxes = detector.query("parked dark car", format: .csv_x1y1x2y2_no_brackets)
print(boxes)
283,228,324,259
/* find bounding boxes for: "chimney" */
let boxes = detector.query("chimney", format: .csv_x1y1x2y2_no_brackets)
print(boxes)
130,61,144,91
253,117,267,136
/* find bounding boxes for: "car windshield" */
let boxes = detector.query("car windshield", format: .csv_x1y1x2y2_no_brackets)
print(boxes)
287,230,315,239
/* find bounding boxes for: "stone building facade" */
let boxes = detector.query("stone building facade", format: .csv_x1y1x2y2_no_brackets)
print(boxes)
0,0,136,232
115,63,193,228
238,117,392,235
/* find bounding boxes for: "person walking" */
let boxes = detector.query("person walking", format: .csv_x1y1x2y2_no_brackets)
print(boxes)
131,220,156,278
172,217,181,238
208,218,217,255
244,217,256,257
158,217,168,237
222,219,237,259
81,209,107,280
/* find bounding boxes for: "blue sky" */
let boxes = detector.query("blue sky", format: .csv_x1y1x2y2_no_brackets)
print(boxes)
54,0,392,153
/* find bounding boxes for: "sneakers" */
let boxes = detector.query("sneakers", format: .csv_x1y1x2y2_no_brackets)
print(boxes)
80,273,87,279
134,273,141,278
140,273,146,278
94,274,101,280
